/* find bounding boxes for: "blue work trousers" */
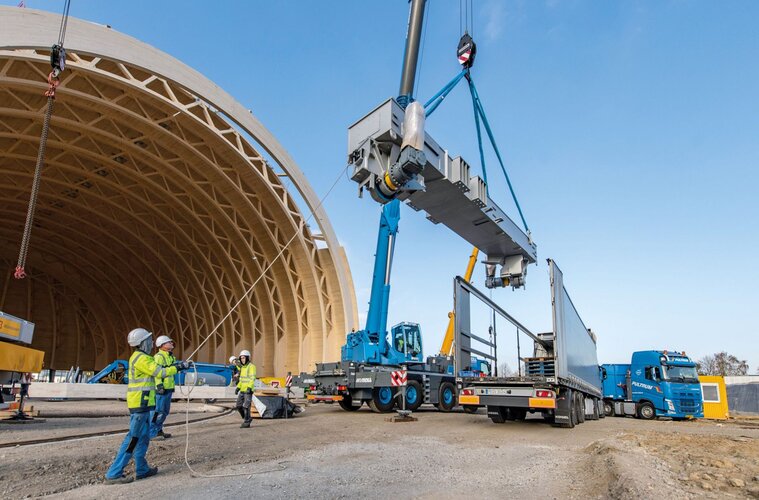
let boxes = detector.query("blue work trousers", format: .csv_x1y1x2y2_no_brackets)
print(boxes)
105,411,152,479
149,390,173,438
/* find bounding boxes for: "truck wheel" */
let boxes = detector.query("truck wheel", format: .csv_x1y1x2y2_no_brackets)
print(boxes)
569,393,579,427
603,400,614,417
488,406,508,423
637,401,656,420
589,398,600,420
404,380,424,411
436,382,456,412
368,387,396,413
576,393,586,424
462,405,480,414
338,393,361,411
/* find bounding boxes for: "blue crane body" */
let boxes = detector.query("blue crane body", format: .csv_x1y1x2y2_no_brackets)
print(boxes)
88,360,233,386
601,350,703,419
304,198,463,413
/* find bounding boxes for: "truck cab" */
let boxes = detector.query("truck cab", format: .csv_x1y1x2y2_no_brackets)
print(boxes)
602,350,703,419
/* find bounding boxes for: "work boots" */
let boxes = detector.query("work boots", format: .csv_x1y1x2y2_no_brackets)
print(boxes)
240,407,252,428
136,466,158,480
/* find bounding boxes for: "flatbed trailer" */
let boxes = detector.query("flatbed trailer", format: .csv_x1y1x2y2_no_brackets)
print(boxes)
456,260,604,428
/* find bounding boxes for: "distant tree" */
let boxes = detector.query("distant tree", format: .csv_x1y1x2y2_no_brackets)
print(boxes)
696,352,749,376
497,362,517,377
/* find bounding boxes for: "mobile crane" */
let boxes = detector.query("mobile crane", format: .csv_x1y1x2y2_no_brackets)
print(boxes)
298,0,532,413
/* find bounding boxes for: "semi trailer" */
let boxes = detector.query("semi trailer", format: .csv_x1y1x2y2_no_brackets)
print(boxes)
457,260,603,428
601,351,703,419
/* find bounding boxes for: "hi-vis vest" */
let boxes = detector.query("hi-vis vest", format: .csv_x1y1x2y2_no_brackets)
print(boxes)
153,350,177,391
127,350,177,413
237,363,256,391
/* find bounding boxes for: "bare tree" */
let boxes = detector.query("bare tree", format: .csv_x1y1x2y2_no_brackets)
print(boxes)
497,362,516,377
696,352,749,376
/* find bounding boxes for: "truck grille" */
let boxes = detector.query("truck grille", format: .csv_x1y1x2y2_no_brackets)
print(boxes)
675,394,701,414
525,358,555,377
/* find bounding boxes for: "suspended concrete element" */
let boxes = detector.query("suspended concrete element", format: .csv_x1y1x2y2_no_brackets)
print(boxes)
0,7,358,375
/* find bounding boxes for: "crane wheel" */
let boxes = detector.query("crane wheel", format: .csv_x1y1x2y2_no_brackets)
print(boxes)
404,380,424,411
435,381,456,412
368,386,396,413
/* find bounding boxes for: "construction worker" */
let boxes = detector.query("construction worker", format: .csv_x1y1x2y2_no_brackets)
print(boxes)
235,349,256,428
149,335,180,440
229,355,240,386
104,328,192,484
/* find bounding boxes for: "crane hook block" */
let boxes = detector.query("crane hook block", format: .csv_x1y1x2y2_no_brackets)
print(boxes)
50,44,66,76
457,34,476,69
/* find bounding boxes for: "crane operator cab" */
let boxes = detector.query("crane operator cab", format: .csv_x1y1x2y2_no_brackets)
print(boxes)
391,322,423,363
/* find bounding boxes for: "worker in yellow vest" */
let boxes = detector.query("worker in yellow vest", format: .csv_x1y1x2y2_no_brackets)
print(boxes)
235,349,256,428
149,335,181,440
105,328,192,484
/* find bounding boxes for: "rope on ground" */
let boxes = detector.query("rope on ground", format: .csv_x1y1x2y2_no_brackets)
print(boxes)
178,162,351,479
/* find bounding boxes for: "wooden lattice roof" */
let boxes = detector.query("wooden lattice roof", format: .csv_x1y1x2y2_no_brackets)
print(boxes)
0,7,357,374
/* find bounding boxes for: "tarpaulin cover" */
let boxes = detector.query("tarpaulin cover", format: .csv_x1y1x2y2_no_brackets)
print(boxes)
253,395,299,419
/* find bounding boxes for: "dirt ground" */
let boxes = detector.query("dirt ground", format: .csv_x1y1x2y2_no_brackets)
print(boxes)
1,399,758,499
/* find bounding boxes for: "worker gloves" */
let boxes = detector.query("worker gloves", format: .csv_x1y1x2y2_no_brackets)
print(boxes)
246,388,253,395
173,360,193,371
235,387,240,395
156,384,165,395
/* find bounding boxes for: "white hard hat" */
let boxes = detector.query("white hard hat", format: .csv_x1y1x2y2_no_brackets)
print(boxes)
229,356,237,363
239,350,251,358
156,335,174,348
127,328,152,347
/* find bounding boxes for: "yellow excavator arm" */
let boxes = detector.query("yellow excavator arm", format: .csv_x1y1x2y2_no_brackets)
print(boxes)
440,247,479,356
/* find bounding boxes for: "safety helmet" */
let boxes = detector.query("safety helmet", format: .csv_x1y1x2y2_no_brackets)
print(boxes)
229,356,237,364
239,350,251,358
127,328,152,347
156,335,174,348
155,335,174,347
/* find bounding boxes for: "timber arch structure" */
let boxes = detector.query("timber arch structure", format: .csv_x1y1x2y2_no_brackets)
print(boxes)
0,7,357,375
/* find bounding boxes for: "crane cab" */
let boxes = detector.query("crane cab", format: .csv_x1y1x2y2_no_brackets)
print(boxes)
390,322,423,363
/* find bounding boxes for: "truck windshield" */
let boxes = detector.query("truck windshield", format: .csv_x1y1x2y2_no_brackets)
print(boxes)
663,365,699,383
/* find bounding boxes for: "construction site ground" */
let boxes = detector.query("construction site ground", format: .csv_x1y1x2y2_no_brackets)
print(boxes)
2,400,759,499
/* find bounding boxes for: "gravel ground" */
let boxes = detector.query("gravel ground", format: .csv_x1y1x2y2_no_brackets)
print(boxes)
1,401,758,499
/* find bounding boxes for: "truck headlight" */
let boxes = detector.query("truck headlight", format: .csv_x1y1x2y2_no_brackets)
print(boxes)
666,399,675,412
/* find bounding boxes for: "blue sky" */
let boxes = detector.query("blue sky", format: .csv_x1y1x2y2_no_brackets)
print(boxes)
6,1,758,371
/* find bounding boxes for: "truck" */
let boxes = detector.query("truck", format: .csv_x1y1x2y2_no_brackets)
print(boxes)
601,351,703,420
457,260,604,428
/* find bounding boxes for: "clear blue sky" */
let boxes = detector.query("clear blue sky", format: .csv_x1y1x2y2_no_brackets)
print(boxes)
6,1,758,371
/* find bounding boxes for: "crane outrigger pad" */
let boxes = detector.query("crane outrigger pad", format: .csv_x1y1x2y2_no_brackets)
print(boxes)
348,98,537,267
